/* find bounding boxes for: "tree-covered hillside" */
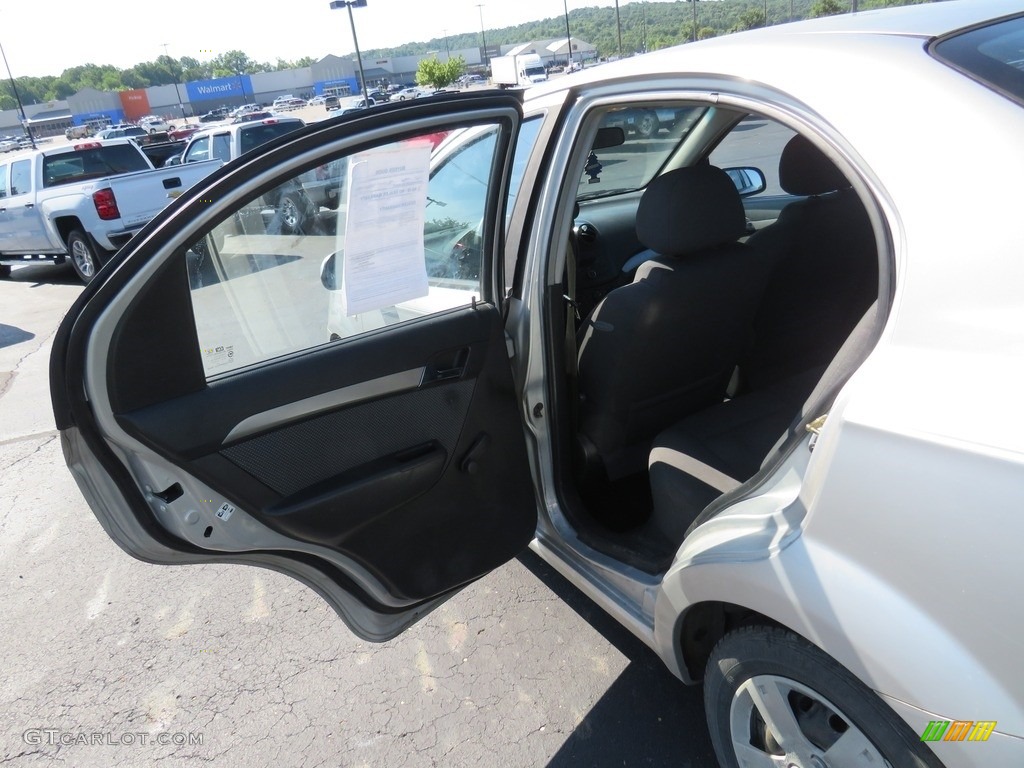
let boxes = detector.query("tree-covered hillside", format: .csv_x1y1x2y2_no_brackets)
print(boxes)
0,0,937,110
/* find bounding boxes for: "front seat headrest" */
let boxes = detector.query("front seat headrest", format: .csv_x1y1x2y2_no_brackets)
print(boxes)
779,135,850,196
636,165,747,255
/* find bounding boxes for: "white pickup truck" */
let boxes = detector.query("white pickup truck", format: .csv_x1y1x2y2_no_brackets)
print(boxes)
180,117,338,232
0,139,220,282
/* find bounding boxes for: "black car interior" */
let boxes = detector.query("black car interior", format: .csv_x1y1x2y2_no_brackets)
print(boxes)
564,117,880,570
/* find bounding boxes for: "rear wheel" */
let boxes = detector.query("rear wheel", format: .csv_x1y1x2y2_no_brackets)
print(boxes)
280,194,305,233
635,111,660,138
704,627,944,768
67,230,101,284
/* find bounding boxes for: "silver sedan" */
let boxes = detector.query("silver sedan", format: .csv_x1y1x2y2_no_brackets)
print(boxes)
51,2,1024,766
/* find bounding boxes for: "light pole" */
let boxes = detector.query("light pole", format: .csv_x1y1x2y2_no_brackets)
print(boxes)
614,0,622,58
562,0,573,69
443,29,450,59
0,38,35,148
640,2,647,54
330,0,369,98
161,44,189,123
690,0,698,42
476,4,488,68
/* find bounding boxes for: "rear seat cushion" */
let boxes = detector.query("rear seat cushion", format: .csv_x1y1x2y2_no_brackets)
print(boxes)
647,369,821,545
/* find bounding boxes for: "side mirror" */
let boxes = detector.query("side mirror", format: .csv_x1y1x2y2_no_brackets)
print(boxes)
321,252,340,290
723,167,767,198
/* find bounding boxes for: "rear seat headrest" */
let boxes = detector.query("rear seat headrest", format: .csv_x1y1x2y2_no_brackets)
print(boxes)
779,135,850,196
636,165,747,255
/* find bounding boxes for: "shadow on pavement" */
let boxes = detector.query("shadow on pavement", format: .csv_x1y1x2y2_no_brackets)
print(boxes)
0,323,34,349
4,263,81,286
516,550,718,767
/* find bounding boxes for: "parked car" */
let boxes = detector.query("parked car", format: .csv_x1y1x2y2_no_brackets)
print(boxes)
198,109,228,123
0,139,218,281
392,86,421,101
168,124,201,141
48,3,1024,766
65,125,92,140
139,116,172,133
231,111,277,124
229,104,262,119
179,117,306,167
307,95,328,106
272,95,306,111
95,125,147,140
323,94,341,111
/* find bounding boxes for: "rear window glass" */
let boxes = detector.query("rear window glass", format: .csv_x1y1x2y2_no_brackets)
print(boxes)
932,14,1024,106
238,122,304,155
42,144,150,187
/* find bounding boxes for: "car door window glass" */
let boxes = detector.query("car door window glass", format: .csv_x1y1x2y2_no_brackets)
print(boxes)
186,137,210,163
708,117,796,196
186,122,508,378
212,135,232,164
0,165,7,198
9,160,31,195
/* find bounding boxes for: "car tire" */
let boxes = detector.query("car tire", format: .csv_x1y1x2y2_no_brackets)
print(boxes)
635,111,659,138
704,626,944,768
67,230,102,284
279,194,305,233
0,265,11,279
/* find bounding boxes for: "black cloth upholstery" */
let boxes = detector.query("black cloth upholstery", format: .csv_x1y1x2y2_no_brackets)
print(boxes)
635,164,748,254
647,368,822,544
644,136,879,547
576,165,771,480
741,136,877,390
778,134,850,196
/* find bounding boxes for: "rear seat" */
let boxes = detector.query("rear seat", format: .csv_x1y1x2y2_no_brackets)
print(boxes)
645,135,878,546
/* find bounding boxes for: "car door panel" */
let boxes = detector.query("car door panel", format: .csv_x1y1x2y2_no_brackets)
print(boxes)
110,300,531,603
52,93,538,634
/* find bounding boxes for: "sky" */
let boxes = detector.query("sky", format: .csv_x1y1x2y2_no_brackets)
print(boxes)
0,0,653,78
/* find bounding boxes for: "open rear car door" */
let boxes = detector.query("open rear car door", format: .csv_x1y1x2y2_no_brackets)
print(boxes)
50,93,537,640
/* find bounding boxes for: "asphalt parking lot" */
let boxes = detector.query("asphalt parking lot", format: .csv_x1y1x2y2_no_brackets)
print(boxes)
0,263,716,766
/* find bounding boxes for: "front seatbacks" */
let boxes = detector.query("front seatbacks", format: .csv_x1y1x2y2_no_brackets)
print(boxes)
742,135,878,390
575,165,772,481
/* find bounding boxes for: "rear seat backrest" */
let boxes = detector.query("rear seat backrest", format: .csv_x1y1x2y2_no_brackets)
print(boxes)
741,135,878,391
575,164,774,481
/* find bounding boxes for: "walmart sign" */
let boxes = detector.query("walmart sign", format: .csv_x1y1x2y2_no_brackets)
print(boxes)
186,76,254,103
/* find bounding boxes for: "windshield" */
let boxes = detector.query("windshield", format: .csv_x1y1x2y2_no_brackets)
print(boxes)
577,105,706,200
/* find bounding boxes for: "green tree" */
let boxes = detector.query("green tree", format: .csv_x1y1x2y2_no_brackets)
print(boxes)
732,8,766,31
810,0,846,17
416,56,466,90
179,57,211,82
210,50,260,77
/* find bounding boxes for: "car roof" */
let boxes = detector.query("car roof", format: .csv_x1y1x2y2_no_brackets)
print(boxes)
531,0,1020,96
185,117,305,141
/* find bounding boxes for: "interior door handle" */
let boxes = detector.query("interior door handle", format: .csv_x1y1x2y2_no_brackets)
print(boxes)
423,347,470,383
